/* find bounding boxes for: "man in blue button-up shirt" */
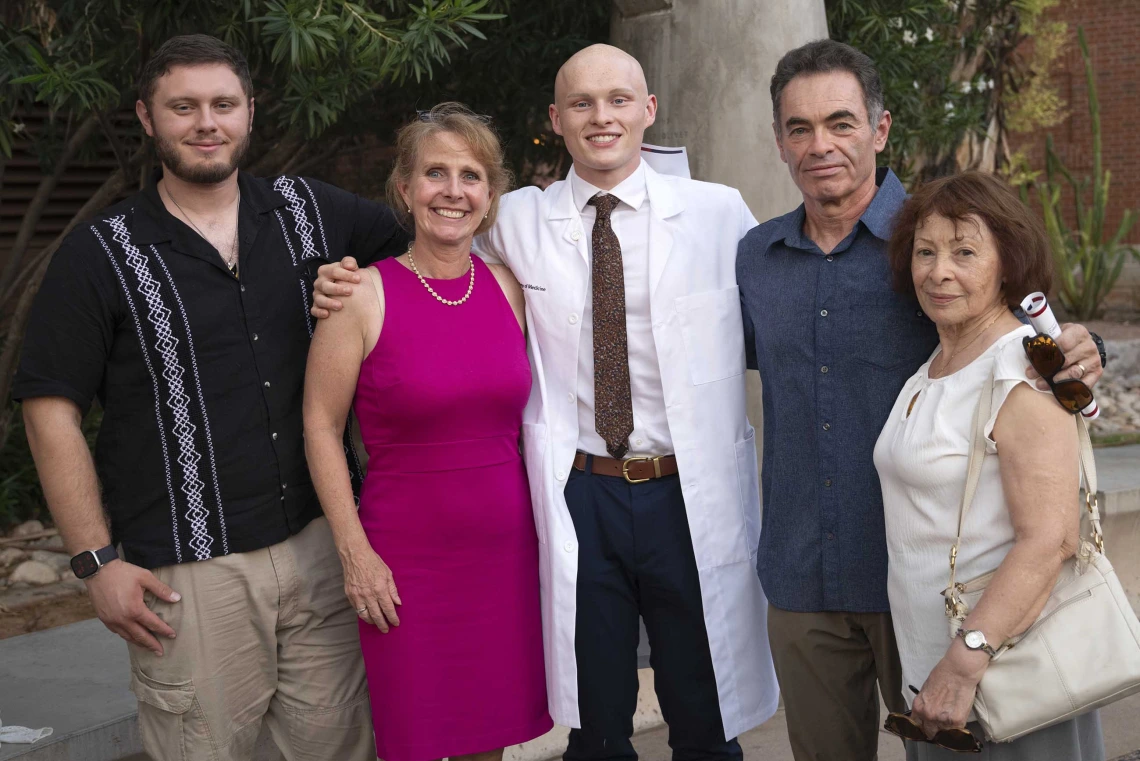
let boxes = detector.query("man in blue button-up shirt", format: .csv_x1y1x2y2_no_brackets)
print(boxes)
737,40,1103,761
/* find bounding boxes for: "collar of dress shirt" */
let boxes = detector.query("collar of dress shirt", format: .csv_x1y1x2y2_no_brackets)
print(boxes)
569,160,648,214
777,166,905,251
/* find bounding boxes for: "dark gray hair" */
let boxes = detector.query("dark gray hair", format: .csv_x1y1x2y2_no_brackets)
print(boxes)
139,34,253,108
770,39,884,128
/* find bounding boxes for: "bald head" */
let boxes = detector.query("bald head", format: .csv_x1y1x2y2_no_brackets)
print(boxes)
548,44,657,190
554,44,648,103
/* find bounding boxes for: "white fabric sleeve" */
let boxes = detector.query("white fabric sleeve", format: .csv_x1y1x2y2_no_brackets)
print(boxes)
984,329,1053,451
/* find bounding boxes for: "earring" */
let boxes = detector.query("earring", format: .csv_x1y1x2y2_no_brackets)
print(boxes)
406,207,411,213
483,213,488,220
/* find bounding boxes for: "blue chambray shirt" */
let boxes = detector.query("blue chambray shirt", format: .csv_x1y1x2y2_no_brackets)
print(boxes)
737,168,938,613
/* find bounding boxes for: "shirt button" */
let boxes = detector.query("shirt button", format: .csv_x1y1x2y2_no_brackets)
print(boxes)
820,309,828,317
564,540,577,553
822,422,831,431
824,478,832,487
240,284,246,292
820,365,829,374
281,483,287,490
556,470,567,481
826,255,834,262
264,381,271,389
635,438,643,446
567,392,575,404
571,231,581,241
271,432,278,441
568,314,579,324
827,532,835,540
252,333,259,341
916,310,924,317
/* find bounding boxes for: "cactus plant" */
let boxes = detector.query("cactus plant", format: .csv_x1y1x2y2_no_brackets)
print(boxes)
1032,27,1139,320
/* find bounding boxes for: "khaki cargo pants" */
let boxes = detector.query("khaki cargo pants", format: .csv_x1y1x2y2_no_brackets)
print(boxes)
127,517,374,761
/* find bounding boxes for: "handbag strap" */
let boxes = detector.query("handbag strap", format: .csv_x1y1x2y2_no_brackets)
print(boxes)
1076,414,1104,552
946,367,995,596
946,368,1105,602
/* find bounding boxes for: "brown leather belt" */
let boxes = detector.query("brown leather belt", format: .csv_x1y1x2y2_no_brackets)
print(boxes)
572,452,679,483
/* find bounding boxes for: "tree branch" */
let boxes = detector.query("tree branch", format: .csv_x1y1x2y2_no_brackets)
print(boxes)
0,113,99,295
96,109,133,181
0,166,132,450
247,132,303,176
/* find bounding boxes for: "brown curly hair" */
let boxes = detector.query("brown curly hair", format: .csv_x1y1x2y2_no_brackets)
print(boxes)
887,171,1053,309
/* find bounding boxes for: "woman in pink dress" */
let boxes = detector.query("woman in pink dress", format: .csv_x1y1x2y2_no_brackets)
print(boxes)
303,102,552,761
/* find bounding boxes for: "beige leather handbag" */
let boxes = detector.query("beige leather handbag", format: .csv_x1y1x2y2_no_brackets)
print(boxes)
942,368,1140,743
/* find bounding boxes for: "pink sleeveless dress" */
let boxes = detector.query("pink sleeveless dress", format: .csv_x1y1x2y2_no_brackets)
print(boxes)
354,256,552,761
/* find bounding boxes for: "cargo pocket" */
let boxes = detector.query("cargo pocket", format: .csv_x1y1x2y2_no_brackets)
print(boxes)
131,668,215,760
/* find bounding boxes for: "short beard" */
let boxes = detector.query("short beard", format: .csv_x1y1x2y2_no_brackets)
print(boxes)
154,128,251,184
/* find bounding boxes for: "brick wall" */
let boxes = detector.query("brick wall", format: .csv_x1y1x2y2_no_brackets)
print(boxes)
1009,0,1140,317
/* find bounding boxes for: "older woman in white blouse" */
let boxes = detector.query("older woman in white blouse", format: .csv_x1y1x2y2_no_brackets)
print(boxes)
873,172,1105,760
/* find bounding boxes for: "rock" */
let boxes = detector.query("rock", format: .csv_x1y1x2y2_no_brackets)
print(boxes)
8,559,60,585
31,550,71,574
0,547,28,567
31,534,64,550
12,519,45,538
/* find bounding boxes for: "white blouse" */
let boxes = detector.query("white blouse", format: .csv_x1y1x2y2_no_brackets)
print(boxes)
873,324,1059,704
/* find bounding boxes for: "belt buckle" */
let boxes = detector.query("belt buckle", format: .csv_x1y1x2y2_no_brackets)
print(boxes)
621,456,655,484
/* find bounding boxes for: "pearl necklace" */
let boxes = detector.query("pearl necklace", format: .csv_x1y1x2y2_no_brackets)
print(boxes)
407,246,475,306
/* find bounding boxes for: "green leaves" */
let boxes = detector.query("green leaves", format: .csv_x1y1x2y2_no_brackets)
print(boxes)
1,0,508,142
10,45,119,114
1031,28,1139,320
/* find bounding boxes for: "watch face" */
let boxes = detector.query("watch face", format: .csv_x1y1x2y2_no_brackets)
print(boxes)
70,551,99,579
964,630,985,649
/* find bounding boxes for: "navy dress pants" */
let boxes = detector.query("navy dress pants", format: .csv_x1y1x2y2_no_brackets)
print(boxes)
563,460,742,761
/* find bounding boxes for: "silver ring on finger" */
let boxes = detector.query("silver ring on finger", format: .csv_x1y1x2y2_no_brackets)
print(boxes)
356,607,368,616
1074,362,1087,379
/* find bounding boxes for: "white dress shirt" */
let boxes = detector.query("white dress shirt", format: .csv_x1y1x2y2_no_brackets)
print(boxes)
571,162,673,458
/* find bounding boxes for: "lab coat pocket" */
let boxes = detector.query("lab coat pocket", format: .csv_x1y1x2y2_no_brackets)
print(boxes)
734,427,762,559
520,422,549,544
676,286,747,385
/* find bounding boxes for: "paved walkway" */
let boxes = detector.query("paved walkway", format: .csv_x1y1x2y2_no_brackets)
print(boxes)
628,692,1140,761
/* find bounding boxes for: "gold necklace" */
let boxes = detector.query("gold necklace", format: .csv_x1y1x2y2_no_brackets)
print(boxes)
163,183,241,275
936,310,1003,375
406,245,475,306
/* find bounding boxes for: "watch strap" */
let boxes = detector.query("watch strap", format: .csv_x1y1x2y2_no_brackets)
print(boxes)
93,544,119,566
1089,331,1107,370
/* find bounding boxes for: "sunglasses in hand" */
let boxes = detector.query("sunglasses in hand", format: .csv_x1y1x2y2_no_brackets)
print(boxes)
1022,333,1095,414
883,685,983,753
883,710,983,753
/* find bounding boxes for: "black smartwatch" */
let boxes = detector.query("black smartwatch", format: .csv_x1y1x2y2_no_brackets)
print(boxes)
1089,331,1108,371
70,545,119,579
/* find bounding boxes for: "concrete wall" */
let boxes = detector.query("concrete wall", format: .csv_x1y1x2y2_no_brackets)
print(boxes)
611,0,826,220
611,0,829,477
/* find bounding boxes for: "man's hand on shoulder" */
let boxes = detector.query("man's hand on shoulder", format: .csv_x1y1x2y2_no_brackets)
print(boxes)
1026,322,1104,390
312,257,363,319
86,559,180,656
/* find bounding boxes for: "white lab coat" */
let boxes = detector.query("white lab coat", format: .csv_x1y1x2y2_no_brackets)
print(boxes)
476,163,779,738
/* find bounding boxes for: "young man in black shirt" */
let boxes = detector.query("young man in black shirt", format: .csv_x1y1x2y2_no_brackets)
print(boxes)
14,34,405,761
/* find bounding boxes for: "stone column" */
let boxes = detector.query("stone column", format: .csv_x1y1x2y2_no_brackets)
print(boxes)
612,0,829,494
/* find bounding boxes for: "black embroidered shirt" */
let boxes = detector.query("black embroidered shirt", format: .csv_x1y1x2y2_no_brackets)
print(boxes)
14,171,408,569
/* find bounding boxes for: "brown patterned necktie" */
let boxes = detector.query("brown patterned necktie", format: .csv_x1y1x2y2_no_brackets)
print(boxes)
587,192,634,459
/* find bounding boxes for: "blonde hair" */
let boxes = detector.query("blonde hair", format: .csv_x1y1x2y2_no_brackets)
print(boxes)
386,102,513,237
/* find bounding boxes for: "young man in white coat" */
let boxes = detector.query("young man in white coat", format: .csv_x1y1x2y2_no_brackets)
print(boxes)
313,44,779,760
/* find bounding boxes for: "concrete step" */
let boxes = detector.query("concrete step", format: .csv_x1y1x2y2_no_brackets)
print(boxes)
1095,444,1140,516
